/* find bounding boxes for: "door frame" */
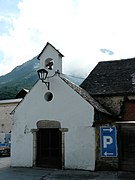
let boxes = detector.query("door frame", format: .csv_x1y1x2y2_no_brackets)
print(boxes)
31,120,68,169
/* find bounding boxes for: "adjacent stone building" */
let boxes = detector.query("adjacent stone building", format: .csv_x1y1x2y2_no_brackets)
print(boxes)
0,99,22,133
81,58,135,171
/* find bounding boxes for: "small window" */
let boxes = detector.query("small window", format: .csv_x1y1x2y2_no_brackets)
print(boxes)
45,58,54,70
44,92,53,102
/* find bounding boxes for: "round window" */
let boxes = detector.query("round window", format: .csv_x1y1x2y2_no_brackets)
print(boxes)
44,92,53,102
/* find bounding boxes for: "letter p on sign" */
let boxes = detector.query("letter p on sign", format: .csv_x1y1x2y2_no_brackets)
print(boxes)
103,136,113,148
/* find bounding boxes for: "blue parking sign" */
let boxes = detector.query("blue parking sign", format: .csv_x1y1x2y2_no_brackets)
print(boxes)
100,127,117,157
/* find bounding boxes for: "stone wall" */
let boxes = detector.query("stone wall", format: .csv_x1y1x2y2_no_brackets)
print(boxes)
94,96,124,115
0,102,18,133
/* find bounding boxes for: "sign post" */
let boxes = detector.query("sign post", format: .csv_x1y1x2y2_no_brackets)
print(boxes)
100,127,117,157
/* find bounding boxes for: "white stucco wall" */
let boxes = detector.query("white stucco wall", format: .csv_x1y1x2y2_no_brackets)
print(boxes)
11,76,95,170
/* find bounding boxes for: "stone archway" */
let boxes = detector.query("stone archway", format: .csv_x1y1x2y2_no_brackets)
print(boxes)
37,120,61,129
32,120,68,169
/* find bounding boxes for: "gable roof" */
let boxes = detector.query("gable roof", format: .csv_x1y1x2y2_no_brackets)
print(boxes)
81,57,135,95
61,76,111,115
37,42,64,60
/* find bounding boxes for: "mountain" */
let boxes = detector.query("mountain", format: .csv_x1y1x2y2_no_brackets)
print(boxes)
0,57,84,100
0,56,39,100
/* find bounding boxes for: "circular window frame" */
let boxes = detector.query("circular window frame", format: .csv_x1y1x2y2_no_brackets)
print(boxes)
44,91,53,102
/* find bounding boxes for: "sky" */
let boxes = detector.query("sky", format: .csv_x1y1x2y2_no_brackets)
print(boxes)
1,0,135,77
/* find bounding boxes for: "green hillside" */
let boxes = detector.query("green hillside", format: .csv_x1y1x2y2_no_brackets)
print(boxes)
0,57,39,100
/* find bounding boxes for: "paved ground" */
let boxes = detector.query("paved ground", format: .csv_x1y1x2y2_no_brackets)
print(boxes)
1,157,135,179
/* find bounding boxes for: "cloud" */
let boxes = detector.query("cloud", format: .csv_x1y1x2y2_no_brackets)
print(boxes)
0,0,135,76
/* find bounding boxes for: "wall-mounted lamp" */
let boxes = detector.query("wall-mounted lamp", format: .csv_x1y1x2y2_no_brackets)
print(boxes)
37,69,50,90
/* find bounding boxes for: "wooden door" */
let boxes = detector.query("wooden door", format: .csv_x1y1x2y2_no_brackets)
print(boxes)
36,128,62,168
118,124,135,171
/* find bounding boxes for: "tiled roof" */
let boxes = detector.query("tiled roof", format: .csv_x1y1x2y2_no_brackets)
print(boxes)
81,57,135,95
15,88,29,99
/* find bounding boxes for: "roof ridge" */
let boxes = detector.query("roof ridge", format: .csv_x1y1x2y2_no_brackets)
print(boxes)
98,57,135,64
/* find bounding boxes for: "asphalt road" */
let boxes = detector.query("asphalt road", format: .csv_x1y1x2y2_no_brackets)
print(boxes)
0,157,135,179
